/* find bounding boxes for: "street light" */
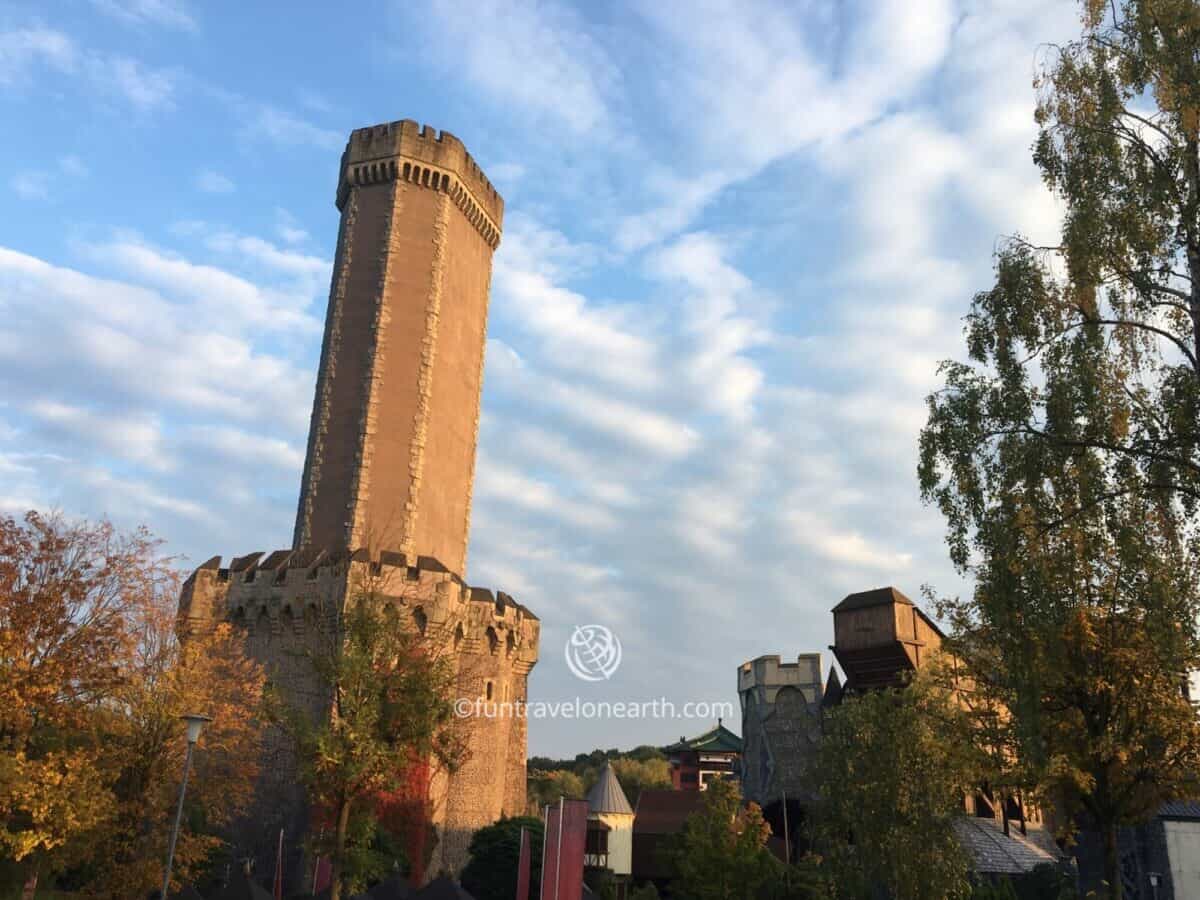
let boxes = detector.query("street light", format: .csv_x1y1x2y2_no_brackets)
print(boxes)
160,713,212,900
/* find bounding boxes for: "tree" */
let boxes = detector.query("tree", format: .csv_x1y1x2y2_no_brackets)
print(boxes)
272,581,463,900
662,777,778,900
0,511,266,897
0,512,167,889
526,748,670,814
460,816,543,900
808,675,977,900
923,0,1200,522
526,770,585,813
919,4,1200,897
82,612,266,898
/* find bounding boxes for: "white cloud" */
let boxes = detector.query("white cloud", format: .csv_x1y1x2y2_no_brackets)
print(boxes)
244,107,342,150
10,171,50,200
275,210,310,245
87,55,177,111
0,246,314,430
196,170,235,193
78,236,322,334
474,456,617,530
28,401,171,471
788,509,914,572
184,425,303,472
423,0,619,135
0,28,75,84
90,0,197,31
59,156,88,178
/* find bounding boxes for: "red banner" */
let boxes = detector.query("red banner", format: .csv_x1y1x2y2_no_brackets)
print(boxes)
516,827,531,900
538,799,587,900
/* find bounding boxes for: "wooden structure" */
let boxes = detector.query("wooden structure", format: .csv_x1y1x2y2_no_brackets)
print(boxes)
829,587,943,691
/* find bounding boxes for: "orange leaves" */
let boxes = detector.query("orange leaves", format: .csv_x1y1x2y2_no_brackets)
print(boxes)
0,510,267,895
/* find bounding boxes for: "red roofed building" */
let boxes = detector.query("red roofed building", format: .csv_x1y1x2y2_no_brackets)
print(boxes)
665,721,742,791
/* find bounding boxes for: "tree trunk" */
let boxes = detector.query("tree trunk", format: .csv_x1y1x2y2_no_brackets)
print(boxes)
330,798,353,900
20,867,37,900
1102,821,1122,900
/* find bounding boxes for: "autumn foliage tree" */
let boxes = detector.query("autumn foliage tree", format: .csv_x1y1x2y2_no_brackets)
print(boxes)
919,2,1200,896
0,511,265,896
85,611,265,897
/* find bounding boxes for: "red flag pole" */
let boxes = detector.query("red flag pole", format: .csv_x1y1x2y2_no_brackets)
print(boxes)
274,828,284,900
555,797,564,900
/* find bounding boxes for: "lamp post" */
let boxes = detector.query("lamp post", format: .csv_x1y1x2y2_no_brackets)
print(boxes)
160,714,212,900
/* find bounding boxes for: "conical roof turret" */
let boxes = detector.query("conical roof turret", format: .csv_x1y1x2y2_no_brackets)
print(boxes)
587,762,633,815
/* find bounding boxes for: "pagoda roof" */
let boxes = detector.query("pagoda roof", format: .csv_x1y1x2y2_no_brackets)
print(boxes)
666,721,743,753
587,762,634,815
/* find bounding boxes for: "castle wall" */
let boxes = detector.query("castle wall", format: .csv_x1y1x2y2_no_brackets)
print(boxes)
361,183,446,553
180,548,539,878
414,193,494,576
737,654,824,809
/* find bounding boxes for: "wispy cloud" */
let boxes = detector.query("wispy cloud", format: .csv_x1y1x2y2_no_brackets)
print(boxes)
10,171,50,200
195,170,235,193
87,55,177,110
90,0,197,32
243,106,342,150
421,0,620,135
0,27,76,84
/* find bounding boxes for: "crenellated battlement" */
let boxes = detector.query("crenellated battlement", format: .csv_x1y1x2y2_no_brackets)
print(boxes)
737,653,823,695
179,545,539,672
336,119,504,246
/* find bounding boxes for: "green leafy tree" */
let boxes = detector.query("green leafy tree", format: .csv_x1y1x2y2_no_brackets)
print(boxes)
919,4,1200,896
526,770,585,813
808,674,977,900
629,883,661,900
460,815,543,900
662,777,778,900
272,579,464,900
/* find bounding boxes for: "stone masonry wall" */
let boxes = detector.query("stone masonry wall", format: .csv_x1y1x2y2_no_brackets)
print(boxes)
178,546,539,877
738,654,825,809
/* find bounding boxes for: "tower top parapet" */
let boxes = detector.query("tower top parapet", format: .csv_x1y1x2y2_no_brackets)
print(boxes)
338,120,504,228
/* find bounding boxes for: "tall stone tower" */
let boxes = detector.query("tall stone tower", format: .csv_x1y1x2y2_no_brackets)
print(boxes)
178,120,539,883
294,120,503,574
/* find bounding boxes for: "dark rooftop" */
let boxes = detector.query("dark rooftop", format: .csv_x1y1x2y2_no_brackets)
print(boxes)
634,789,705,834
832,586,914,613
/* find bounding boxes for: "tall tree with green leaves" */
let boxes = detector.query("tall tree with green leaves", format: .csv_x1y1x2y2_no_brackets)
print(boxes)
808,674,978,900
919,2,1200,896
663,778,782,900
272,579,464,900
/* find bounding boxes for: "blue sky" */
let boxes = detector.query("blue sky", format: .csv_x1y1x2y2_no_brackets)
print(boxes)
0,0,1081,757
